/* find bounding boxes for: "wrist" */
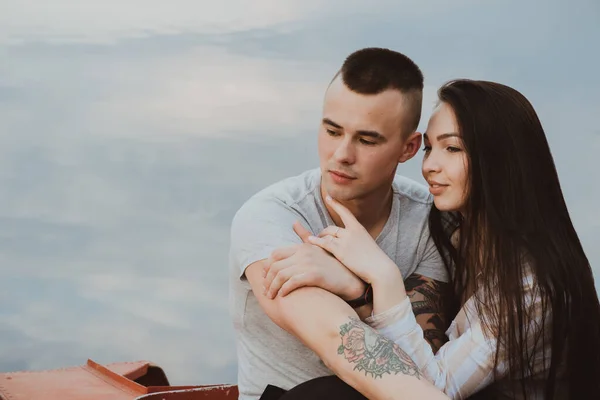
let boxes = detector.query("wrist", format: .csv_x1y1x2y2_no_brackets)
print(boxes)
344,283,373,309
340,277,368,301
366,258,401,286
371,267,404,296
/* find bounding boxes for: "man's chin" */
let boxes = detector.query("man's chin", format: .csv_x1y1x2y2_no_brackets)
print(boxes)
323,186,357,202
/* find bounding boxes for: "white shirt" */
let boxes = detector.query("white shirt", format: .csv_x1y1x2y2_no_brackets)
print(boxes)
365,274,565,399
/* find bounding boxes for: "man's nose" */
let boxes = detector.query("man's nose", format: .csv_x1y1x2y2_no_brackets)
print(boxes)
332,137,355,164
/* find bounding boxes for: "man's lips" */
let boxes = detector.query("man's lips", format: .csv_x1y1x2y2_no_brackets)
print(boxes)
329,170,356,184
330,170,356,179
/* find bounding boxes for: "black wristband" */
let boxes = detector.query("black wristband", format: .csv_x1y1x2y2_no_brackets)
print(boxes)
345,284,373,308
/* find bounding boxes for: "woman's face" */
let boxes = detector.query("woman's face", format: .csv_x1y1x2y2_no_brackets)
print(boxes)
422,102,469,214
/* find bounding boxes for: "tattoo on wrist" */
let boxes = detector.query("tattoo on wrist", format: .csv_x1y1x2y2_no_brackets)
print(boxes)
338,317,421,379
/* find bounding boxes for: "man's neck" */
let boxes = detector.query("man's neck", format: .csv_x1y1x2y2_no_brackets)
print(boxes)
321,184,394,239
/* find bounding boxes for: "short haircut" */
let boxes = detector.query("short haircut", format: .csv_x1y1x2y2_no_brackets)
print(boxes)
332,47,424,135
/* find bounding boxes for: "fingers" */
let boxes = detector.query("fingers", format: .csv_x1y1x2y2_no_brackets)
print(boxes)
324,195,359,229
263,257,294,297
266,244,299,266
278,273,311,297
293,221,313,243
317,225,345,238
307,234,339,256
266,264,302,299
271,268,325,298
263,244,300,284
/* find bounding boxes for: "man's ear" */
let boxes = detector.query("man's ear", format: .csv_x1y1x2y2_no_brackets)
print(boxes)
398,132,423,163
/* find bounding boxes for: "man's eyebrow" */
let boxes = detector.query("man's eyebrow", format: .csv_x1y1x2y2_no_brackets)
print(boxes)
322,118,342,129
323,118,385,141
356,130,385,141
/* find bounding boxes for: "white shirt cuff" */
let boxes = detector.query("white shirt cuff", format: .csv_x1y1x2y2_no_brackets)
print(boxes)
364,296,418,339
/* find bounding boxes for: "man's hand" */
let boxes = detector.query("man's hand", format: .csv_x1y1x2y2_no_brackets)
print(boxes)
306,196,399,286
263,242,367,301
262,221,366,301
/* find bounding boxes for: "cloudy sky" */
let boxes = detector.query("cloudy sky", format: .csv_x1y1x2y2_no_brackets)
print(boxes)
0,0,598,386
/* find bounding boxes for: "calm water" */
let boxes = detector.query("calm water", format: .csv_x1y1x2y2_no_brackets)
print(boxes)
1,0,598,385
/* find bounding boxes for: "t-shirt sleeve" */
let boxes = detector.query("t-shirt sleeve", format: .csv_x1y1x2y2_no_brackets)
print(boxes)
230,195,309,279
414,218,450,283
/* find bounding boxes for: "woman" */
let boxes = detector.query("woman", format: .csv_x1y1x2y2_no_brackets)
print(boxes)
265,80,600,399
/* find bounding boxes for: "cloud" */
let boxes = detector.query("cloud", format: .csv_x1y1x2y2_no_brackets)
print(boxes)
0,0,497,46
0,132,319,383
2,265,238,383
3,300,237,384
0,42,332,141
0,0,325,45
86,46,329,138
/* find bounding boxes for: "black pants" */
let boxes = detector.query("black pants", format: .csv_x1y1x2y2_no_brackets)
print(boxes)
259,375,367,400
259,375,494,400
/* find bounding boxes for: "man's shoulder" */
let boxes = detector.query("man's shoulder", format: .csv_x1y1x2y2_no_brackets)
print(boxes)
251,168,320,203
392,174,433,206
232,168,320,223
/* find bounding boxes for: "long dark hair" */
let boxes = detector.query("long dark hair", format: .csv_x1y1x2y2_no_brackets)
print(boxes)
428,79,600,398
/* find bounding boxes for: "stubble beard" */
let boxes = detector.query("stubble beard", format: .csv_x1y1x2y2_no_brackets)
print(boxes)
323,177,366,202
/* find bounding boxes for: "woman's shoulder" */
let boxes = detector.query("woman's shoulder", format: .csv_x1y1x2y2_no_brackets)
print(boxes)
459,264,543,324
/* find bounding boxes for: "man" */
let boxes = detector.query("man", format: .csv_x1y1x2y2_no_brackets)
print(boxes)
229,48,450,400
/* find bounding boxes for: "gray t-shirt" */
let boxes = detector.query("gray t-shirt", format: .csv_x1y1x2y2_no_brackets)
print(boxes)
228,168,448,400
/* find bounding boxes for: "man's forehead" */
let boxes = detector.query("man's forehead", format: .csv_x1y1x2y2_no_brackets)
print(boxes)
323,88,406,132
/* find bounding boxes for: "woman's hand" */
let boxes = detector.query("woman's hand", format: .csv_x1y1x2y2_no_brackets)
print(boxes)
307,195,401,287
262,240,367,301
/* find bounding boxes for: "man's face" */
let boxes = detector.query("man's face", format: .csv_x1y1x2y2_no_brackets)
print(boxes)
318,76,419,201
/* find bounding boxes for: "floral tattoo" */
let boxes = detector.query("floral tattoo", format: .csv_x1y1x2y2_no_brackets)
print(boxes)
338,317,421,379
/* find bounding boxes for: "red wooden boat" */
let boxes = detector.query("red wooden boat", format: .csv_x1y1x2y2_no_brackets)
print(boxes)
0,359,238,399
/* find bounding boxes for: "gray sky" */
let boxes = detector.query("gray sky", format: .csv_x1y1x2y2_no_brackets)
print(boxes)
0,0,598,385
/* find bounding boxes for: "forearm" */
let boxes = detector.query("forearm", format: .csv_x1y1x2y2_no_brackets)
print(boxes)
278,287,448,400
371,270,449,353
367,297,499,399
404,273,451,353
371,269,407,315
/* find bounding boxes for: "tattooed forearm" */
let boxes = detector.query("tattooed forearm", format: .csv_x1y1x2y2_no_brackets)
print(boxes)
338,317,421,379
405,275,445,313
405,274,450,353
422,315,448,353
424,327,448,344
